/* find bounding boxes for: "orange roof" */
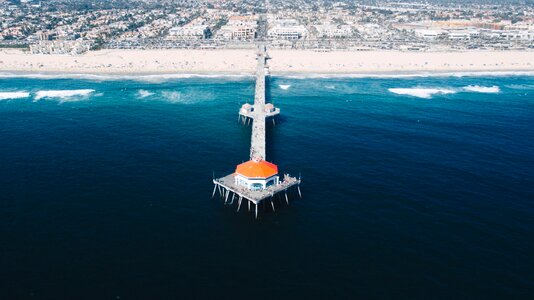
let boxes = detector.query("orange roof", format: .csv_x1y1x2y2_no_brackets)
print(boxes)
236,160,278,178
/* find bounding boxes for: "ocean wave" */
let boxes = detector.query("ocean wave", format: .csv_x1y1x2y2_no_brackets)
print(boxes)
279,84,291,90
463,85,500,93
1,71,533,82
34,89,95,102
505,84,534,90
158,90,215,104
275,70,534,79
0,91,30,100
137,89,154,98
388,88,456,99
161,91,183,103
0,72,252,82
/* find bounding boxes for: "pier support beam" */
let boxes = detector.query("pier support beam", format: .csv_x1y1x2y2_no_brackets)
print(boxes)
237,197,243,212
271,200,275,212
285,192,289,204
255,203,258,219
212,184,217,198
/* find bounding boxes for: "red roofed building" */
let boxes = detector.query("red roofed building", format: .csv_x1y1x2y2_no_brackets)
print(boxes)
235,160,279,191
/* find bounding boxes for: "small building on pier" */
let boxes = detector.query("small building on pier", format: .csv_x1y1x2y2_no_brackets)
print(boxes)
240,103,254,114
235,160,279,191
265,103,275,113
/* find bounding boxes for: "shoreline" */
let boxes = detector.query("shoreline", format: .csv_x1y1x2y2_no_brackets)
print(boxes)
1,69,533,80
1,48,534,77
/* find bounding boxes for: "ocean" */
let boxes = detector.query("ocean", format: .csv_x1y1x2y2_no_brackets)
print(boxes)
0,73,533,299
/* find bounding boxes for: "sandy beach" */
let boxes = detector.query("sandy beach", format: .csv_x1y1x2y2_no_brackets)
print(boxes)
1,48,533,75
269,50,534,74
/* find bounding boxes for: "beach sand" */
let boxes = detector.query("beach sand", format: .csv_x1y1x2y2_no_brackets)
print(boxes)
0,49,257,74
1,48,533,75
269,50,534,74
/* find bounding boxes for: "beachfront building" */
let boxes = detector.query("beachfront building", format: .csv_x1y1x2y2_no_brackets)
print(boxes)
313,24,353,38
268,19,308,40
217,15,258,40
29,40,91,55
414,29,446,40
447,29,472,40
168,25,209,40
234,160,279,191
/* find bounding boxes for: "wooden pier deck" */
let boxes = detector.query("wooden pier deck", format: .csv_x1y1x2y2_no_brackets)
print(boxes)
213,174,300,205
250,45,267,160
214,44,300,217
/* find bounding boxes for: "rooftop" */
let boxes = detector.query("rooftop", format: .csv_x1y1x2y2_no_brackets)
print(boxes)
236,160,278,178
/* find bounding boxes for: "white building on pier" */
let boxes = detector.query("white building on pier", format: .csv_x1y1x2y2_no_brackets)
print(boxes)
234,160,279,191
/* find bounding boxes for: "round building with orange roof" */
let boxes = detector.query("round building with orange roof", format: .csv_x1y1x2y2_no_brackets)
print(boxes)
234,160,279,191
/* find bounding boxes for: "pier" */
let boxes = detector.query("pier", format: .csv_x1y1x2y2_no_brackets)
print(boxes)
213,44,301,218
238,44,280,160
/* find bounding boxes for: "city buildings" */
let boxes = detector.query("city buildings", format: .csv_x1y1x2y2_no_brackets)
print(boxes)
0,0,533,54
268,19,308,40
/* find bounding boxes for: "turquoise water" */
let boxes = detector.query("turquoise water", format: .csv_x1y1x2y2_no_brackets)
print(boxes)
0,73,533,298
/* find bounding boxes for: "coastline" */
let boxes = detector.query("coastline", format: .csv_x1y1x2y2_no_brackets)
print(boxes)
1,70,534,81
1,48,534,77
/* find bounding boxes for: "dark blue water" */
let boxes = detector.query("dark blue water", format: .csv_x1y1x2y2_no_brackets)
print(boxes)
0,74,533,299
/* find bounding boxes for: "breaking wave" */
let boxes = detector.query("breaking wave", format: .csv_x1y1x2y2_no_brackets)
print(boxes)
34,89,95,102
161,91,181,102
463,85,500,93
1,71,532,82
0,72,252,83
158,90,215,104
388,88,456,99
137,89,154,98
505,84,534,90
0,91,30,100
279,84,291,90
275,71,534,79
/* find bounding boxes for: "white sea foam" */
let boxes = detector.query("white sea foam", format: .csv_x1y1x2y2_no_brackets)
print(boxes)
158,89,215,104
505,84,534,90
388,88,456,99
463,85,500,93
137,89,154,98
279,84,291,90
34,89,95,101
0,91,30,100
0,71,532,81
161,91,182,103
275,70,534,79
0,72,252,82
